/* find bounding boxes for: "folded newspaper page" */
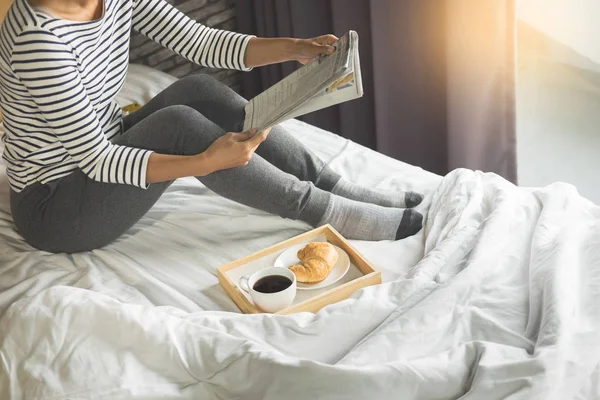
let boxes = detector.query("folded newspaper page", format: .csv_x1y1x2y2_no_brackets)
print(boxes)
243,31,363,132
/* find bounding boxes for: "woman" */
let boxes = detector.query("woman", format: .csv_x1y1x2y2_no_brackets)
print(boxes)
0,0,424,253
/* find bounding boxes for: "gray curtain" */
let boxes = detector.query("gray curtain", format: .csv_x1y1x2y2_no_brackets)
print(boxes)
236,0,517,182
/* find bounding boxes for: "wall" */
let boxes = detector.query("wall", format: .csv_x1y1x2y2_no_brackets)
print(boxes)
517,1,600,204
517,0,600,64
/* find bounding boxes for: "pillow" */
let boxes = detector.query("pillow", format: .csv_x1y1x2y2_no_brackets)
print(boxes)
116,64,178,107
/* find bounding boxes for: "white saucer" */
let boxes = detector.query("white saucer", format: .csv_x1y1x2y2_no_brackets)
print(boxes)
274,243,350,291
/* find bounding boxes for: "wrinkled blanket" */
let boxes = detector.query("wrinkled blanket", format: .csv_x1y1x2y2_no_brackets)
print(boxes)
2,169,599,399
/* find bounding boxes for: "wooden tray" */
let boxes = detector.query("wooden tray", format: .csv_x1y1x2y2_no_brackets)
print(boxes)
217,225,381,315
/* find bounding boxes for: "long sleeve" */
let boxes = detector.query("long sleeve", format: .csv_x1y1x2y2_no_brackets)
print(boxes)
11,27,153,188
131,0,254,71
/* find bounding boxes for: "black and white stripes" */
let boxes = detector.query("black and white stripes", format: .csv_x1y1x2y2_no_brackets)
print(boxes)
0,0,252,192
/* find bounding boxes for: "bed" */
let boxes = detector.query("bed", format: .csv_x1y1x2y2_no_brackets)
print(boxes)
1,64,599,400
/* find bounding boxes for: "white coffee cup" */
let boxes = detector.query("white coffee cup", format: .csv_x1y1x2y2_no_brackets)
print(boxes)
239,267,296,313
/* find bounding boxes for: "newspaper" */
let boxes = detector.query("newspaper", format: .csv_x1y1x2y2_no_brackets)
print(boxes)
243,31,363,132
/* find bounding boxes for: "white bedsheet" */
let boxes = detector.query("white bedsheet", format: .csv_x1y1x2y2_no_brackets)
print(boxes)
2,65,599,399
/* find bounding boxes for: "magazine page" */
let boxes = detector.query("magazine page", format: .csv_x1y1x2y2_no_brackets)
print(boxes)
275,72,358,123
243,32,352,132
280,32,363,122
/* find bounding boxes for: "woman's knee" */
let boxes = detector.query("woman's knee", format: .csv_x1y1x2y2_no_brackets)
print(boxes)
158,104,203,123
181,75,246,107
176,74,238,101
179,73,218,88
165,74,247,132
178,74,227,94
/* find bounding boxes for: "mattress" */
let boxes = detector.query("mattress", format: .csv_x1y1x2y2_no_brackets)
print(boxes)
2,65,599,400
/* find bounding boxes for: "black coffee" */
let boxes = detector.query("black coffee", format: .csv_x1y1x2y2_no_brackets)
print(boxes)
253,275,293,293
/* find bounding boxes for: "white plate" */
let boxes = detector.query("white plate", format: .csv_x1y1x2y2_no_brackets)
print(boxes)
274,243,350,290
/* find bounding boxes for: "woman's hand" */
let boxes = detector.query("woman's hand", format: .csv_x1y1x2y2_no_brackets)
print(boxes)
198,128,271,175
145,129,270,184
293,35,338,64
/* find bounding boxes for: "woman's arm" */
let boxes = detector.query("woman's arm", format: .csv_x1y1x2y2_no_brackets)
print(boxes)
131,0,253,70
145,153,204,184
131,0,338,70
244,35,338,68
12,27,153,188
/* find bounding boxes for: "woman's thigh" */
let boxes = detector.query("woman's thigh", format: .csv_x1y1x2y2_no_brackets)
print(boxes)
11,171,172,253
12,105,224,253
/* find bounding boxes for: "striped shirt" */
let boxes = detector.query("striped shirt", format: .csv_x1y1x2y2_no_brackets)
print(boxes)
0,0,252,192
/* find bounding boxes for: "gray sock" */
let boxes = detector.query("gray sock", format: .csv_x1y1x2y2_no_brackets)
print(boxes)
319,195,423,241
331,179,423,208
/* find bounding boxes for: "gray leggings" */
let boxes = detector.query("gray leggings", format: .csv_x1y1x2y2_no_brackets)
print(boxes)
10,75,341,253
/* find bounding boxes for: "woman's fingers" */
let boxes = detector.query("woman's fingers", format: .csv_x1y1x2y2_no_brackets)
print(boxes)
228,128,269,155
247,128,270,147
259,128,271,141
218,128,269,167
315,34,338,51
295,34,338,64
315,35,338,52
318,34,339,45
316,43,335,55
231,129,256,142
307,39,334,56
245,136,266,164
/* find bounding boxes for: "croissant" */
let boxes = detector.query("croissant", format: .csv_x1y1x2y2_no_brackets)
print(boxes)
289,242,338,283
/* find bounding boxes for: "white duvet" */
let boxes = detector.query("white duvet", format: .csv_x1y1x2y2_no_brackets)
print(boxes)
1,65,599,399
2,169,600,399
